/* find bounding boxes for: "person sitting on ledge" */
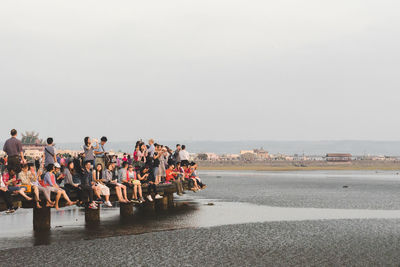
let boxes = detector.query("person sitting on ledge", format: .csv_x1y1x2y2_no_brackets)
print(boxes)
118,162,138,202
63,161,83,206
182,164,199,192
92,163,112,207
0,172,18,213
81,161,97,209
137,165,163,202
29,163,55,208
128,164,144,203
103,162,129,203
19,164,42,208
2,169,32,201
43,164,76,210
166,164,183,196
190,162,206,190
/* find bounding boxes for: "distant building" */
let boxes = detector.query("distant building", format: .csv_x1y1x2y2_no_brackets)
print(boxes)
325,153,352,162
21,131,46,152
240,148,269,161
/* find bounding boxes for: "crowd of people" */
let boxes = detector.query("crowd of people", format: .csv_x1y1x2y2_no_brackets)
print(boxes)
0,130,206,213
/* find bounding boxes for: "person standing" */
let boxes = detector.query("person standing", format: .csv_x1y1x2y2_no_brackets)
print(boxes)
94,136,107,169
3,129,25,174
83,137,99,167
173,144,181,164
179,145,190,166
147,139,155,158
43,137,56,168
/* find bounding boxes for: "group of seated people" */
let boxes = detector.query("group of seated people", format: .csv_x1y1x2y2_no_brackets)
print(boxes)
0,140,206,213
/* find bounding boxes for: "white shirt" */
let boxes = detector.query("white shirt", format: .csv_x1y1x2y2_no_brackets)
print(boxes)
179,150,190,161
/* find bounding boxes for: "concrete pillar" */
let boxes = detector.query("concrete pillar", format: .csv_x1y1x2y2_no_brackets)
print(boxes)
142,199,155,211
167,193,174,208
120,202,134,217
85,206,100,224
155,195,168,210
33,207,51,231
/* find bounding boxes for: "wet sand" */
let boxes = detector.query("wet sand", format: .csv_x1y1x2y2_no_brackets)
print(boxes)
1,170,400,266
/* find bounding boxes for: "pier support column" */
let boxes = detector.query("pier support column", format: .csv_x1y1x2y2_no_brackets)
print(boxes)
33,207,51,231
167,193,174,208
85,206,100,224
155,195,168,210
143,198,155,211
120,202,134,217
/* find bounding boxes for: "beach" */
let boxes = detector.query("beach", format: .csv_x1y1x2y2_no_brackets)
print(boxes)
199,160,400,172
1,170,400,266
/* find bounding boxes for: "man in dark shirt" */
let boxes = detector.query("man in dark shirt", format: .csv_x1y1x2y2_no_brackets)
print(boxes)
80,160,97,209
3,129,25,173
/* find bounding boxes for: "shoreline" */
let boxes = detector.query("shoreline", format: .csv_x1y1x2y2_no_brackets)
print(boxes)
198,161,400,172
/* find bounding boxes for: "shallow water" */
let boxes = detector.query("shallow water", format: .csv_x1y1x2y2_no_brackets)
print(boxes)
2,170,400,256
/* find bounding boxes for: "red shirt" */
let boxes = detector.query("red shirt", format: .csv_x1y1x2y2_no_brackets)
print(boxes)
2,173,20,186
184,168,192,179
165,169,176,182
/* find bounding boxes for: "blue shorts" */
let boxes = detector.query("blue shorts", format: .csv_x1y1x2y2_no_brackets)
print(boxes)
8,186,27,192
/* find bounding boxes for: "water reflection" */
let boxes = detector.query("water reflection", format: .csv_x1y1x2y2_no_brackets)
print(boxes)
3,197,400,250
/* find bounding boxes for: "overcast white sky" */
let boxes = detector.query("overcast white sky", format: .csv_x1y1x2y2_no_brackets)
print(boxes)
0,0,399,142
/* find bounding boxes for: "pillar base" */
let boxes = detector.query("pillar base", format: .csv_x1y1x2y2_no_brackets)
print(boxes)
85,206,100,224
33,207,51,231
155,195,168,210
120,202,134,217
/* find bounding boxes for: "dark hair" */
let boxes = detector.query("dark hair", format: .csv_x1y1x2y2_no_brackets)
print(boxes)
46,164,54,172
21,164,28,169
176,144,180,147
182,145,186,150
122,161,129,168
84,160,92,166
10,129,17,136
47,137,53,145
84,136,90,146
101,136,107,142
67,161,75,175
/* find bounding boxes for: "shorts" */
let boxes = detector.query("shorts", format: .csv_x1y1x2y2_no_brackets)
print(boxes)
8,186,24,193
132,180,141,186
96,183,110,196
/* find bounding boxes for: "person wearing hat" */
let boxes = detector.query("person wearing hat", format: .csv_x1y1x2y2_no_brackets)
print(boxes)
53,162,65,185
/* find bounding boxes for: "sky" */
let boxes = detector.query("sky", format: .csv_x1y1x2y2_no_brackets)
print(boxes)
1,0,399,143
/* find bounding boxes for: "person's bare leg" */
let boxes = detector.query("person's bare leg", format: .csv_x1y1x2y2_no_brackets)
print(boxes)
138,185,143,198
61,190,75,205
34,186,42,208
122,185,128,201
93,186,101,199
116,186,124,202
18,188,32,201
133,185,137,199
105,194,110,202
55,190,62,210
